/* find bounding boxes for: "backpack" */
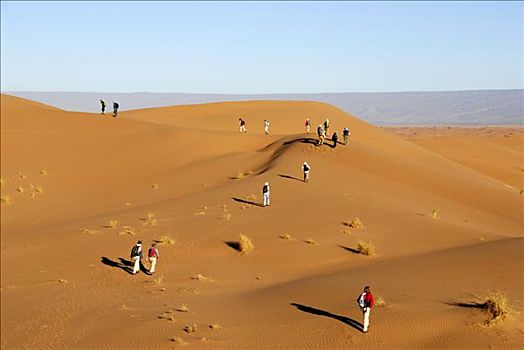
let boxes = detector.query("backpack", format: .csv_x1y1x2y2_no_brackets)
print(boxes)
130,245,139,258
148,247,156,258
263,185,269,193
303,164,310,172
357,292,366,308
114,103,119,109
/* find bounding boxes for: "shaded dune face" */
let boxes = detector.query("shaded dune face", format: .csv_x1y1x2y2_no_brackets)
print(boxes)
1,94,523,349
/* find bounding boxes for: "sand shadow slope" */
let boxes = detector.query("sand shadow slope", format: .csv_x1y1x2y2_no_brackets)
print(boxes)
290,303,363,332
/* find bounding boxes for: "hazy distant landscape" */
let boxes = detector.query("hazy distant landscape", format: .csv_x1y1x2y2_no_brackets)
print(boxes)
7,89,523,125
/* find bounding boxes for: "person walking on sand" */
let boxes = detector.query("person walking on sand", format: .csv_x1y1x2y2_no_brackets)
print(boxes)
317,124,325,146
262,182,270,207
343,127,350,145
305,118,311,133
239,118,247,133
130,240,143,274
323,118,330,137
302,161,311,182
112,101,119,118
357,285,375,333
332,131,339,148
264,119,270,135
147,242,159,275
100,99,106,115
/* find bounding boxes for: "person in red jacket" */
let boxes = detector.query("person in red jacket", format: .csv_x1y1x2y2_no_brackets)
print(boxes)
357,285,375,333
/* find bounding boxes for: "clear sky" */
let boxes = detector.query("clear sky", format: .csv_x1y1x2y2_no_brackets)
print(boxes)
1,1,523,93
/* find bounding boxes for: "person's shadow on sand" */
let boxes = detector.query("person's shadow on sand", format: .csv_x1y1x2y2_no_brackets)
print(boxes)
101,257,135,275
231,197,264,207
291,303,363,333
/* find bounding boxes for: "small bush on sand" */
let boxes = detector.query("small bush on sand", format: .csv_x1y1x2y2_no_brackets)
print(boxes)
280,234,292,240
40,169,48,176
119,226,135,236
17,170,26,179
157,234,175,246
375,296,387,307
430,209,440,220
170,336,187,345
482,291,510,326
245,193,257,201
16,186,24,193
34,187,43,194
1,195,12,206
356,240,375,256
209,323,222,329
191,273,213,282
303,238,317,245
80,228,97,234
106,220,118,229
177,304,189,312
183,324,197,333
232,170,253,179
143,213,158,226
151,183,159,189
239,234,254,255
346,218,364,229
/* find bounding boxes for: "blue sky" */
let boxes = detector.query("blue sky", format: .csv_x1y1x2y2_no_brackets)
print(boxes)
1,1,523,93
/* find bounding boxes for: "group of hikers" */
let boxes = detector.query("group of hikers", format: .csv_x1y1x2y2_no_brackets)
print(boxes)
99,99,119,117
129,241,159,275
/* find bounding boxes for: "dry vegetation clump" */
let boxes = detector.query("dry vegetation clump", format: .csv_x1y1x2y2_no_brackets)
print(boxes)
80,228,97,234
16,186,24,193
106,220,119,229
222,212,232,221
482,291,510,326
232,170,253,179
375,296,387,307
430,209,440,220
356,240,376,256
1,195,12,206
303,238,317,245
151,183,159,189
245,193,257,201
17,170,26,179
158,310,176,321
183,324,198,334
58,279,68,284
209,324,222,329
239,234,254,255
279,234,292,240
177,304,189,313
191,274,213,282
170,336,187,345
152,275,164,285
143,213,158,226
157,234,175,246
346,218,364,229
119,226,135,236
40,169,48,176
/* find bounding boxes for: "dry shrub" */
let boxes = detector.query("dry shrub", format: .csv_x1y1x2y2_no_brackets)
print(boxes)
158,310,175,321
430,209,440,220
80,228,97,234
279,234,292,240
356,240,375,256
151,183,159,189
232,170,253,179
143,213,158,226
1,195,12,206
157,234,175,246
16,186,24,193
106,220,118,229
245,193,257,201
17,170,26,179
40,169,48,176
209,324,222,329
152,275,164,285
239,234,254,255
183,324,197,333
346,218,364,229
170,336,187,345
177,304,189,313
303,238,316,245
119,226,135,236
191,274,213,282
375,296,387,307
222,212,232,221
58,279,67,284
482,291,510,326
30,193,36,199
34,187,43,194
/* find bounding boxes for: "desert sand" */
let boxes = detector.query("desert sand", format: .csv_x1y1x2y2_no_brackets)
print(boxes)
1,94,523,349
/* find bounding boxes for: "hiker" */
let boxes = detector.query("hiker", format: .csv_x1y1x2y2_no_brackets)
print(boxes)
323,118,330,136
100,99,106,115
305,118,311,133
343,127,350,145
262,182,270,207
357,285,375,333
332,131,339,148
130,240,143,274
317,125,325,146
147,242,159,275
112,101,119,118
302,162,311,182
239,118,247,133
264,119,270,135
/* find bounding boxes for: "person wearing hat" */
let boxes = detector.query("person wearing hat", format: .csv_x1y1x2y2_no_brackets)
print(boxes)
302,162,311,182
130,240,143,274
262,182,270,207
147,242,159,275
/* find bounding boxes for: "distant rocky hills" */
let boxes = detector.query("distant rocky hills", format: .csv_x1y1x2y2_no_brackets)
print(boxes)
6,90,523,125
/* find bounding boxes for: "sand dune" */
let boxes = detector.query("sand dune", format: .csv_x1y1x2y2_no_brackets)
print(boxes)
1,95,522,349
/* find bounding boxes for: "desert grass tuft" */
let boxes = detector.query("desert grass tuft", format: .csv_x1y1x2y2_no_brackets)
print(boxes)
356,240,375,256
375,296,387,307
183,324,197,333
157,234,175,246
176,304,189,313
239,234,254,255
16,186,24,193
209,323,222,329
430,209,440,220
279,234,292,240
346,218,364,229
191,273,213,282
170,336,187,345
105,220,118,229
80,228,97,234
40,169,48,176
232,170,253,179
482,291,510,326
143,213,158,226
119,226,135,236
17,170,26,179
58,279,68,283
34,187,43,194
245,193,257,201
1,195,12,206
151,183,159,189
303,238,317,245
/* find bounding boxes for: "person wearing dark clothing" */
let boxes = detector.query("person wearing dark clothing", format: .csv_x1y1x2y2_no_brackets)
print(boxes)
302,162,311,182
113,101,119,118
343,127,350,145
100,99,106,115
332,132,338,148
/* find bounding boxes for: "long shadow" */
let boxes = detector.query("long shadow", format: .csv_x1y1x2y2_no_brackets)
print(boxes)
101,256,134,275
231,197,264,207
283,137,319,146
338,244,361,255
444,301,485,309
224,241,241,253
291,303,363,332
278,174,303,182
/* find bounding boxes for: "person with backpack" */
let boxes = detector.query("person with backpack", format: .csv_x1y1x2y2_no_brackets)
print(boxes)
264,119,270,135
343,127,350,145
332,131,339,148
302,161,311,182
100,99,106,115
317,125,325,146
304,118,311,133
147,242,159,275
239,118,247,133
130,240,143,274
112,101,119,118
357,285,375,333
262,182,270,207
323,118,330,137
